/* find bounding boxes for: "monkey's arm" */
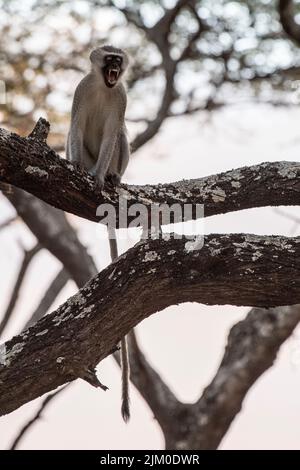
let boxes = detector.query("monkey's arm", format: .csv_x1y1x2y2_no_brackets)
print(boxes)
69,119,83,165
96,86,128,188
105,127,130,187
67,81,87,165
93,120,118,188
119,127,130,177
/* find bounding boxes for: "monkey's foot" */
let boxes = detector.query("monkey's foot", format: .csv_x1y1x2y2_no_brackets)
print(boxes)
105,173,121,187
88,168,105,189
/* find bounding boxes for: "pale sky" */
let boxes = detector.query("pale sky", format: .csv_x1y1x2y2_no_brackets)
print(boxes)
1,103,300,449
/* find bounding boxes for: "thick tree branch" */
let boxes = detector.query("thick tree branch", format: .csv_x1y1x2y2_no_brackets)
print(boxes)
0,233,299,416
188,305,300,449
0,123,300,227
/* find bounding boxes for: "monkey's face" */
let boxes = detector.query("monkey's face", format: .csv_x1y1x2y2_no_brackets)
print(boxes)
90,46,129,87
102,54,123,88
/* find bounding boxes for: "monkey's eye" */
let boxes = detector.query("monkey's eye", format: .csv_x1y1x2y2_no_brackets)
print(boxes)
106,56,113,62
115,57,122,64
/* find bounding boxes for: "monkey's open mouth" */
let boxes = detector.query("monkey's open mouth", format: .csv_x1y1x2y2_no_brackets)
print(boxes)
105,68,120,87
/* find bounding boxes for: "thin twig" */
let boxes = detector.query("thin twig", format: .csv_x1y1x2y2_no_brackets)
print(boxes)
10,385,69,450
0,215,18,231
23,268,69,330
0,243,42,337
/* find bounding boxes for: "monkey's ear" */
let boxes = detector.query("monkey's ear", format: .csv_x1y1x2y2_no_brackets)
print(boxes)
89,49,96,63
90,48,103,63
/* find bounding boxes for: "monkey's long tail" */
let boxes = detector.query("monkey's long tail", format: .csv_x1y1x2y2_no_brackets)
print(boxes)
108,227,130,422
121,336,130,422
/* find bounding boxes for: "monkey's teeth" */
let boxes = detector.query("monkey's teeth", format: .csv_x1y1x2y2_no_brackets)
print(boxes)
108,69,119,84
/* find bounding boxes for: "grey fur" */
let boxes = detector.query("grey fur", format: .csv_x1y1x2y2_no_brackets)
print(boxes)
66,45,130,189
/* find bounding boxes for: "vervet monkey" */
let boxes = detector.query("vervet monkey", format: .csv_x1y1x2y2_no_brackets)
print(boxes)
66,45,130,188
66,45,130,421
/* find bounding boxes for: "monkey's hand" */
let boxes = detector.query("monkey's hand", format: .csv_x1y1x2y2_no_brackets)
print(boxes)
89,167,105,190
105,173,121,188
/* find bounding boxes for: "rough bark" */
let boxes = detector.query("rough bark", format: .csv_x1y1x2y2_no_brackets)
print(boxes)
1,123,300,227
0,233,299,417
1,119,300,449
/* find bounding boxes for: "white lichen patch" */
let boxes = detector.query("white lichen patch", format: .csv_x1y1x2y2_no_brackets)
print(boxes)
0,343,6,365
210,238,221,246
278,164,298,179
116,187,135,201
263,237,294,251
4,342,25,366
252,251,263,261
211,187,226,203
185,235,204,253
25,166,48,178
0,128,11,140
74,304,94,319
147,268,157,274
56,356,65,363
209,247,222,256
233,234,297,261
52,307,72,326
231,180,241,189
53,313,73,326
245,268,255,274
35,329,48,337
53,291,90,325
143,251,160,262
225,168,244,181
72,292,86,306
168,250,176,255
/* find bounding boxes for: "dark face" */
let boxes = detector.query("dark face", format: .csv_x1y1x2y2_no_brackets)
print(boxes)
102,54,123,88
